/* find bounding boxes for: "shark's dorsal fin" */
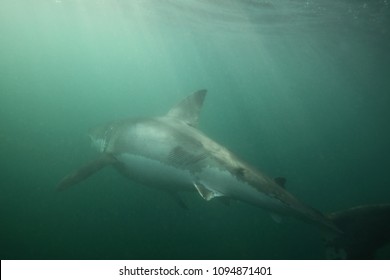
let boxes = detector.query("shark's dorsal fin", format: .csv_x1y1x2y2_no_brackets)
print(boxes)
166,89,207,127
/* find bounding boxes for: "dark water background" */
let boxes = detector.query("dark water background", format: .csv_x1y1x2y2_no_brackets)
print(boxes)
1,0,389,259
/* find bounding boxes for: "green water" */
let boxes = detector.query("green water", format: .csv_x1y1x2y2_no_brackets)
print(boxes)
1,0,389,259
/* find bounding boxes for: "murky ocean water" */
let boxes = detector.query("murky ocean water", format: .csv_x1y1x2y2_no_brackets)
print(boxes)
1,0,389,259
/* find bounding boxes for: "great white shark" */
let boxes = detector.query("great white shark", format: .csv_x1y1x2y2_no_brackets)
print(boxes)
58,90,390,259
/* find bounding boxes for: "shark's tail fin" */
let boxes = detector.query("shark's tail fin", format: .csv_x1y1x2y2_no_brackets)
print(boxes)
324,204,390,259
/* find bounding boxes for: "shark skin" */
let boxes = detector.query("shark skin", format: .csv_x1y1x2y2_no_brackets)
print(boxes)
58,89,340,233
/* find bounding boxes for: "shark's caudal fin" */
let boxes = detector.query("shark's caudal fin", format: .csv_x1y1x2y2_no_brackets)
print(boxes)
166,89,207,127
57,154,116,191
324,204,390,259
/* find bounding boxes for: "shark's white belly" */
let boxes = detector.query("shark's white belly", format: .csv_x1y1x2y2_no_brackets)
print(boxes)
197,166,286,210
116,153,195,191
116,152,284,211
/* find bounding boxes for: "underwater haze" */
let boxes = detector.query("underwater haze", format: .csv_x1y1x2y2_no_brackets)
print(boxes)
1,0,390,259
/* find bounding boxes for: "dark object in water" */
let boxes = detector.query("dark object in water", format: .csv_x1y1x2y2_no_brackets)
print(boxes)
325,204,390,259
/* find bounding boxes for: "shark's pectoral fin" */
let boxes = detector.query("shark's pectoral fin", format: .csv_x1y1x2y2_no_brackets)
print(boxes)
193,182,224,201
57,154,116,191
